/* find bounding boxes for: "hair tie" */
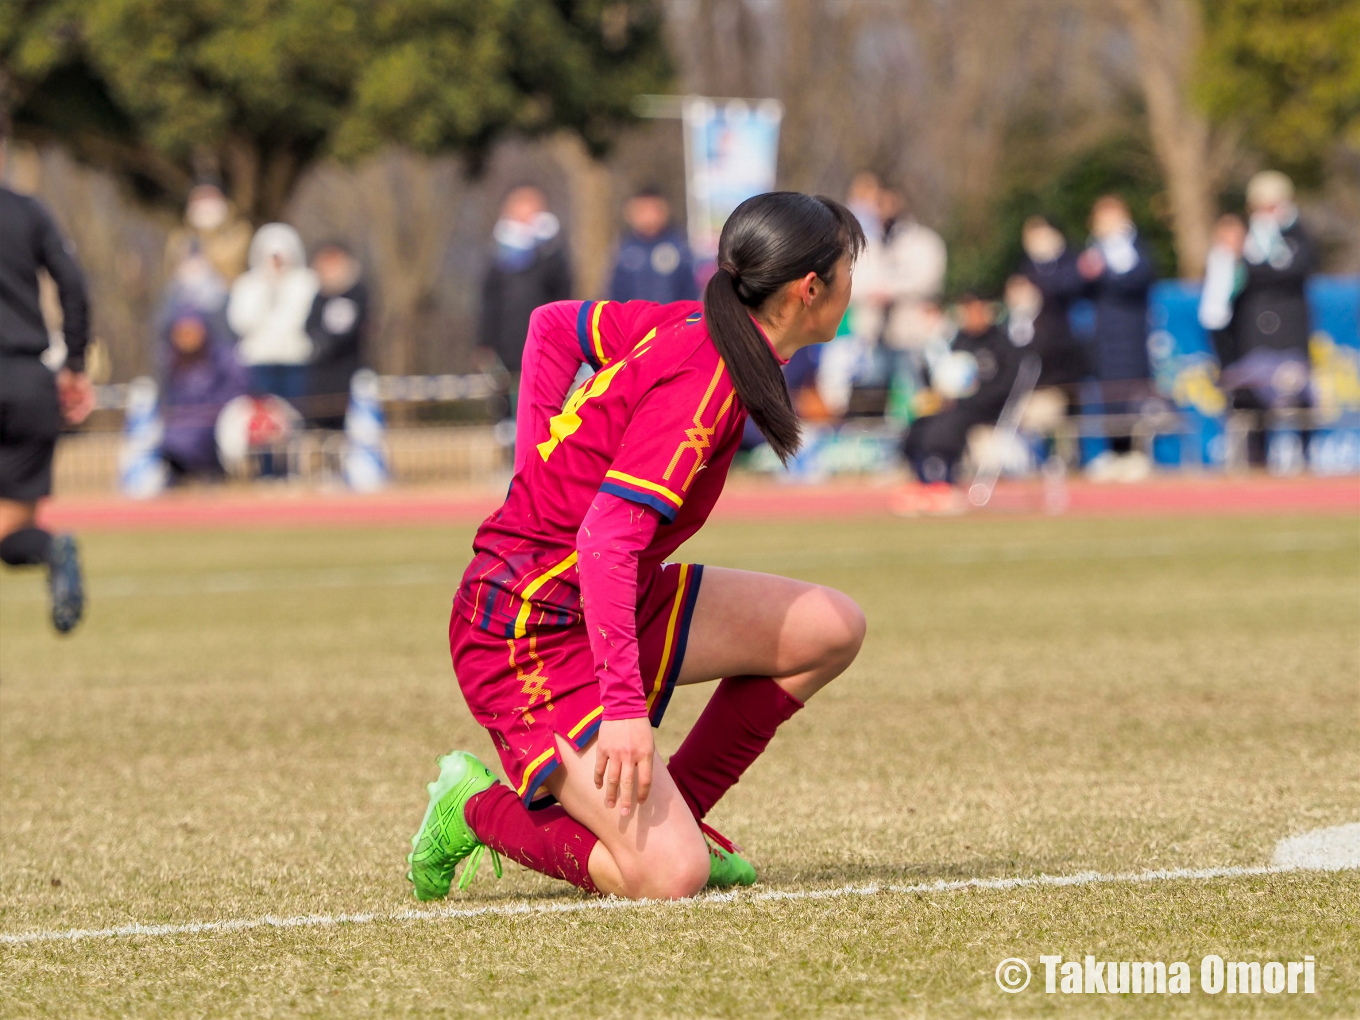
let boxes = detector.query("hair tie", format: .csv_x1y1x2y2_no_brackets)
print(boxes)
719,262,740,280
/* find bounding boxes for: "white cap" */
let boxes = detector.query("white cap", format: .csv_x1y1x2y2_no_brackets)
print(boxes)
1247,170,1294,210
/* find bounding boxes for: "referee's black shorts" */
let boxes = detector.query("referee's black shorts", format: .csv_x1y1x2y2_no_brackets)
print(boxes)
0,354,60,502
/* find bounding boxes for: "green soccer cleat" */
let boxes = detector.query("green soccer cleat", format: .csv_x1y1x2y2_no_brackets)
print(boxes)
406,751,502,900
701,822,756,888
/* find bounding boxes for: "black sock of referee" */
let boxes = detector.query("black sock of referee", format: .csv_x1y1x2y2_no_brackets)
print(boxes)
0,527,54,567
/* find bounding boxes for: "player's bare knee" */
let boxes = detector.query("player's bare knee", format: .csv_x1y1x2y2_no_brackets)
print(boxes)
623,839,708,900
816,586,866,671
655,842,709,899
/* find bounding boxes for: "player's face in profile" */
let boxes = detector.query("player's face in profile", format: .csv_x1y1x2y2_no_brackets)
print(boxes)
810,252,854,344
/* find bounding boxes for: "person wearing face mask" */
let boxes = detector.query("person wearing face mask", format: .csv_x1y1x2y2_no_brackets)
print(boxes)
1215,172,1318,465
160,186,249,365
165,183,253,286
1076,195,1157,478
1078,196,1156,390
478,187,573,387
1235,172,1316,356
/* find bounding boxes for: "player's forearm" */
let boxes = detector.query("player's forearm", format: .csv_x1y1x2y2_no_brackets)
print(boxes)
577,491,660,721
41,232,91,371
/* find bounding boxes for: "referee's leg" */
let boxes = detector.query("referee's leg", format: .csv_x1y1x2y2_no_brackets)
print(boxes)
0,497,46,556
0,356,84,632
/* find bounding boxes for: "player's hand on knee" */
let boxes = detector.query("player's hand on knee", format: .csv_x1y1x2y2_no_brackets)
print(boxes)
594,717,655,816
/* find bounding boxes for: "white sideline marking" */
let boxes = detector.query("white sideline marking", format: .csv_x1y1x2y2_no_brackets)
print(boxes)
1272,823,1360,870
2,860,1354,948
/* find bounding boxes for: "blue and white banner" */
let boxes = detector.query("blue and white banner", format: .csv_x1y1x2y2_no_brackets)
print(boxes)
682,98,783,261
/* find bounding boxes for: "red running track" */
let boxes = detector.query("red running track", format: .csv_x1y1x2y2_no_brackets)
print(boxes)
36,476,1360,533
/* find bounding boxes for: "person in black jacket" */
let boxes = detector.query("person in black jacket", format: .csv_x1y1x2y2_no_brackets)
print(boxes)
1235,171,1316,359
608,187,698,304
477,186,572,420
305,242,369,429
1216,171,1318,465
1079,196,1156,398
1076,196,1156,473
0,116,92,632
901,294,1020,487
1014,217,1090,391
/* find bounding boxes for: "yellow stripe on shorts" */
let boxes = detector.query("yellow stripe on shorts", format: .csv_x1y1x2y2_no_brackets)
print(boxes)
647,563,691,709
513,551,579,639
516,747,557,798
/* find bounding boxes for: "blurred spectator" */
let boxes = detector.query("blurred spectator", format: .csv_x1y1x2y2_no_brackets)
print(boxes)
1236,171,1316,356
900,294,1020,500
159,187,246,349
161,253,229,318
824,177,945,417
305,241,369,429
158,309,246,482
1215,171,1318,465
1199,213,1247,362
1005,273,1083,444
165,184,252,286
1015,217,1090,390
478,186,572,382
1079,195,1155,389
227,223,318,404
608,187,697,303
1078,195,1155,478
845,171,882,238
850,184,947,356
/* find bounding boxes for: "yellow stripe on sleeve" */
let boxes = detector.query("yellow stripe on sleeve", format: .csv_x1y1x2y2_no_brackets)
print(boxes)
603,470,684,507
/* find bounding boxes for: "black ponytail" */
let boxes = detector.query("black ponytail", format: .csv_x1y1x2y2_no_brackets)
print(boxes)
703,192,865,463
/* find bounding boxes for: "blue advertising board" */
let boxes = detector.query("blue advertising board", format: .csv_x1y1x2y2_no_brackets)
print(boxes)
1146,274,1360,471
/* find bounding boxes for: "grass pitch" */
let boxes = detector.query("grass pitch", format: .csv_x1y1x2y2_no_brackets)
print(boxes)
1,511,1357,1018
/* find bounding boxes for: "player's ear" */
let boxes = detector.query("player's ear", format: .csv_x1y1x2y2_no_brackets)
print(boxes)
798,271,819,308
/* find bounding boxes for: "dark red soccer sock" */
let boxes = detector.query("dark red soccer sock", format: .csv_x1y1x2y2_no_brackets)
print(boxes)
667,675,804,820
463,784,599,894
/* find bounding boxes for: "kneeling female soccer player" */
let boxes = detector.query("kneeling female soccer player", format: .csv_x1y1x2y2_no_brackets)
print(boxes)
407,192,868,900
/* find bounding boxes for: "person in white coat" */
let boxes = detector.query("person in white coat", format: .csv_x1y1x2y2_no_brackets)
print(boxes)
820,180,946,416
852,187,947,354
227,223,318,405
